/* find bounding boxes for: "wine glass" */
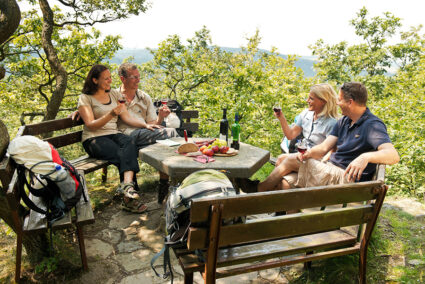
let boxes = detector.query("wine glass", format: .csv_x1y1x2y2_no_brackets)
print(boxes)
273,104,281,120
296,140,307,162
297,140,307,154
161,98,168,106
118,96,126,104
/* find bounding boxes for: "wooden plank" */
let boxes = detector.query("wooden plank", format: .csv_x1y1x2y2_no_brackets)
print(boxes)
178,229,357,273
5,170,20,209
205,204,223,283
269,157,277,166
181,122,199,133
75,171,95,225
23,194,72,233
22,118,83,136
215,244,361,279
71,155,110,173
376,164,386,182
181,110,199,119
187,205,373,250
44,131,82,148
190,182,382,223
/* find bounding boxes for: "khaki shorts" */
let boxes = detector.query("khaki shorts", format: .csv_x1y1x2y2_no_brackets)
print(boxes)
282,172,298,187
295,159,350,188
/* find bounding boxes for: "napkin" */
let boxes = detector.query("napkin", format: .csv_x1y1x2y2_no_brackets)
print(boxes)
157,139,180,146
193,155,215,163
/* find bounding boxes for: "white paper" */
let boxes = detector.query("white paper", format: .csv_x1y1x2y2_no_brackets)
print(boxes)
156,139,181,147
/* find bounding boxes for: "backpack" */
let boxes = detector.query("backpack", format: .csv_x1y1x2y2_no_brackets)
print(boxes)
151,169,237,283
7,135,86,225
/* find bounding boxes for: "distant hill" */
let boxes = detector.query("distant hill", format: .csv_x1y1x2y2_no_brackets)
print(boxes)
110,48,317,77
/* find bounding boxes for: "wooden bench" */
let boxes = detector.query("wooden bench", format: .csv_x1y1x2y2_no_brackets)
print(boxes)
0,160,94,283
173,165,387,284
17,110,199,182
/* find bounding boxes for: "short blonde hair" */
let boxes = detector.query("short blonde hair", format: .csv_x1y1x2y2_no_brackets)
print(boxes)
310,83,338,119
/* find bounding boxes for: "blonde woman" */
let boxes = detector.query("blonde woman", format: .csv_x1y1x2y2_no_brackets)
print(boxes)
237,83,339,193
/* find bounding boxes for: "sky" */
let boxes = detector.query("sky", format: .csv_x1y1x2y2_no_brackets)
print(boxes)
96,0,425,56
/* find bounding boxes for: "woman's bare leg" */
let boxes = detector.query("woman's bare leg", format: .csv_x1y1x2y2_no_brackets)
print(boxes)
258,154,301,192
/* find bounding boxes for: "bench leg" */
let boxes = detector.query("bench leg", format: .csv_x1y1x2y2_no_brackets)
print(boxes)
359,248,367,284
304,251,313,270
76,224,88,271
184,272,194,284
101,166,108,183
15,232,22,283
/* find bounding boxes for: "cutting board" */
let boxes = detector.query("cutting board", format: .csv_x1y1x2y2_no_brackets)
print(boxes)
214,148,238,157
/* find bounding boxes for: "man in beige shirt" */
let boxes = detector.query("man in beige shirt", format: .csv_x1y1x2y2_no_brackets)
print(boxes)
113,63,179,204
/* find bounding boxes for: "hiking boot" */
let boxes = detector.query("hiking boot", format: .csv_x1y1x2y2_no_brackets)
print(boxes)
158,179,169,204
235,178,259,193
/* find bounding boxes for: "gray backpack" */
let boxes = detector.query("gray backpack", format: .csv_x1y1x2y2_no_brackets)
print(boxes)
151,169,237,283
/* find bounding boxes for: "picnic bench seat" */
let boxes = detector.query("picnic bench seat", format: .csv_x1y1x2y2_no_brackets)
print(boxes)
173,164,387,284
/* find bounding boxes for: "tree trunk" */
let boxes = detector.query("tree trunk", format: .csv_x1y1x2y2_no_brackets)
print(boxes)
0,0,21,80
39,0,68,121
1,120,49,265
0,119,9,158
0,0,21,45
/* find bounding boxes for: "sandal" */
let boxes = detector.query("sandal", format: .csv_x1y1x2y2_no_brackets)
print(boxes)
121,182,140,199
121,197,148,213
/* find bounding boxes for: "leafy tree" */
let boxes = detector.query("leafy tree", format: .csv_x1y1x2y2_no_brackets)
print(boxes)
0,0,149,268
141,28,311,156
1,8,121,128
1,0,148,122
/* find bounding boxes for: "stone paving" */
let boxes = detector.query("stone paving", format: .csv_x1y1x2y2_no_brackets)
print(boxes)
66,192,425,284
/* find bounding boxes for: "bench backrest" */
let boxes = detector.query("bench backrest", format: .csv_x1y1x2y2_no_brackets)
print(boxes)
20,110,199,148
187,179,387,251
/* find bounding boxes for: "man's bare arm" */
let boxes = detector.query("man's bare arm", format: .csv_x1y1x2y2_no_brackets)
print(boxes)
300,135,338,161
345,143,400,181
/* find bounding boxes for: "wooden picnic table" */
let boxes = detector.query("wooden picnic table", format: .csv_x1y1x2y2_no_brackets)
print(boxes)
139,138,270,184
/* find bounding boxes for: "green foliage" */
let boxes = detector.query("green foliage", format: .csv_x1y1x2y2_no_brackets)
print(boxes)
35,256,58,274
310,7,425,197
0,7,122,125
141,28,311,157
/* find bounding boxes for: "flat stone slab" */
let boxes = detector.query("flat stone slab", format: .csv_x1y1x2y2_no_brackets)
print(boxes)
383,196,425,218
114,248,155,272
86,238,114,259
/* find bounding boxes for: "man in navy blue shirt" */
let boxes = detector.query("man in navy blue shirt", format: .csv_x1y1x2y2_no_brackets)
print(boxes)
294,82,399,187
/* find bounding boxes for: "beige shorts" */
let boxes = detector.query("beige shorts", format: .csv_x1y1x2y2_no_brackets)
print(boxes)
295,159,350,188
282,172,298,187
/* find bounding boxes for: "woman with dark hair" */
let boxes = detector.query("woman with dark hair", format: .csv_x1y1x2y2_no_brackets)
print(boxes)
78,64,156,213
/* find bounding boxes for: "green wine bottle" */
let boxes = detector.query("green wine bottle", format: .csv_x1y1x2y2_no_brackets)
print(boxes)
231,112,241,150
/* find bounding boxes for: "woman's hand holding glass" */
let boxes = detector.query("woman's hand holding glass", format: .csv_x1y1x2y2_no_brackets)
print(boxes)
110,103,126,117
273,104,282,119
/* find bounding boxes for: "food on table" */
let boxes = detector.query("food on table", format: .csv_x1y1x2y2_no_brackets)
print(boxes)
194,139,232,156
177,143,199,154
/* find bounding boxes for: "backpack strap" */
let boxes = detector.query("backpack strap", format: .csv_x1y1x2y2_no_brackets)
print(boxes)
17,165,48,215
151,241,173,283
